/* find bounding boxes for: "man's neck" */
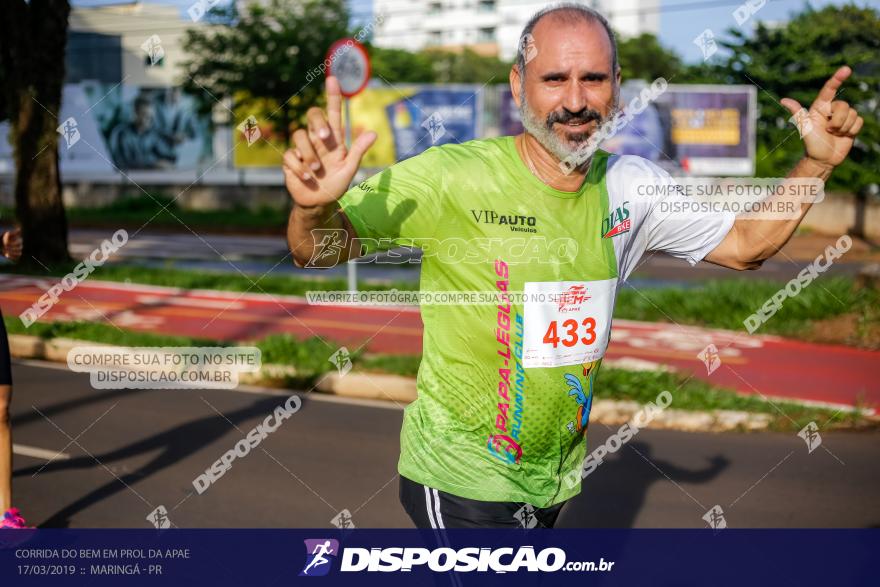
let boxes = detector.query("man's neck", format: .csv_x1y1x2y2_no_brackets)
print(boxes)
514,132,589,192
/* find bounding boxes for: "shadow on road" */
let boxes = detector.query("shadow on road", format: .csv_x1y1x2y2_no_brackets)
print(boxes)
14,393,299,528
556,442,729,528
12,386,144,427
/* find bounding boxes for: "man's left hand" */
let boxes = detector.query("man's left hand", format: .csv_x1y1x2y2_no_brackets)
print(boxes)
781,65,864,169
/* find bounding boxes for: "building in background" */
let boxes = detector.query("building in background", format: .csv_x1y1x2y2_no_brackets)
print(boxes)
370,0,659,60
67,1,199,85
2,0,752,196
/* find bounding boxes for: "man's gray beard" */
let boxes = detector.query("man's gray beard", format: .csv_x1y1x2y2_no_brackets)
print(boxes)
518,93,619,165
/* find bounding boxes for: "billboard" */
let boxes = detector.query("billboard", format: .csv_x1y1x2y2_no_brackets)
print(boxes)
233,84,482,169
349,85,482,169
2,81,752,178
498,83,757,176
0,82,214,174
232,94,290,168
84,83,214,171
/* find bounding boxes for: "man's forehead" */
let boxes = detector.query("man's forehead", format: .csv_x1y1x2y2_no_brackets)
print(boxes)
527,16,613,72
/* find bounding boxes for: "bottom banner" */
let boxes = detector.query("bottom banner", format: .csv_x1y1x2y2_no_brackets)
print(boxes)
1,529,875,586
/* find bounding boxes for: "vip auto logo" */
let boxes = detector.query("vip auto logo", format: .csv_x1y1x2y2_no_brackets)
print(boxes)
602,201,631,238
300,539,339,577
470,209,538,232
557,284,589,312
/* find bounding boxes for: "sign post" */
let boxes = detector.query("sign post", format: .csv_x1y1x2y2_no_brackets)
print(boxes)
326,38,371,293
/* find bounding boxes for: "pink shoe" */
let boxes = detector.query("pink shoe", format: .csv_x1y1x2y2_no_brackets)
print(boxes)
1,508,32,529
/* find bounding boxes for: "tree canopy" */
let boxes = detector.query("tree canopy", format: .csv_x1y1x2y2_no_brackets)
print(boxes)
714,4,879,192
180,0,351,137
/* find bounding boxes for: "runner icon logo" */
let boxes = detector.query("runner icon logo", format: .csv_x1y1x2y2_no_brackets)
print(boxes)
330,509,356,529
697,343,722,375
146,505,171,529
300,539,340,577
798,421,822,454
514,504,539,529
702,505,727,530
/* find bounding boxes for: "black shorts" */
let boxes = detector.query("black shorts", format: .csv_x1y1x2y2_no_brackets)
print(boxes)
398,475,568,529
0,307,10,385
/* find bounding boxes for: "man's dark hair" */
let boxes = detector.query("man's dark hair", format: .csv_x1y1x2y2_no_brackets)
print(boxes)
516,3,618,78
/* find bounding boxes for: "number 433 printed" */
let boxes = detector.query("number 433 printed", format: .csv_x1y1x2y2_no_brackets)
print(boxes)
521,279,617,369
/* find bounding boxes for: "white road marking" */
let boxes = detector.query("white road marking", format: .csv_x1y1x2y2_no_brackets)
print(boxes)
135,295,245,310
12,444,71,461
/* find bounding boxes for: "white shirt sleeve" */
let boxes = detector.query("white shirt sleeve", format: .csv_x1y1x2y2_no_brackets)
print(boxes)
639,160,736,266
605,155,737,285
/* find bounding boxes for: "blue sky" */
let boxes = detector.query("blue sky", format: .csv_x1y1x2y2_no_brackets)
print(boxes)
659,0,875,62
72,0,875,62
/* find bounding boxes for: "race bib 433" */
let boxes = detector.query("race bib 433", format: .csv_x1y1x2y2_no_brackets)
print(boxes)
522,279,616,368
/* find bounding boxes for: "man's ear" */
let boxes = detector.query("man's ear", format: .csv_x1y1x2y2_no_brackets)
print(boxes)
615,66,621,88
510,65,522,108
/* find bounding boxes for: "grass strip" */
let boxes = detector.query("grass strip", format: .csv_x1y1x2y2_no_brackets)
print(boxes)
5,315,867,432
4,318,345,385
350,353,867,432
1,263,419,295
3,197,289,233
614,276,875,338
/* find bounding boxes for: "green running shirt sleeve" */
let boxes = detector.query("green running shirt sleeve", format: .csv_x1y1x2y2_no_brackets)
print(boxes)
338,146,446,255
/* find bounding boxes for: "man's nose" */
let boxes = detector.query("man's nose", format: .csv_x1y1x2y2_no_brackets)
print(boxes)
562,79,589,113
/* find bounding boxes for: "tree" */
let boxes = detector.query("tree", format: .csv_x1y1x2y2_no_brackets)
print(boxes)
372,34,684,87
617,33,685,83
0,0,72,265
369,47,436,83
714,5,880,192
180,0,352,142
370,46,512,84
427,48,512,84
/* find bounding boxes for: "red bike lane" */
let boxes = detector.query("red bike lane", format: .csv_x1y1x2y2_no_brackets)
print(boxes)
0,275,875,410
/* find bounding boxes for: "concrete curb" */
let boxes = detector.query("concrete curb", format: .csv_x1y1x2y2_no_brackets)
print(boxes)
6,334,775,432
315,372,417,404
589,399,772,432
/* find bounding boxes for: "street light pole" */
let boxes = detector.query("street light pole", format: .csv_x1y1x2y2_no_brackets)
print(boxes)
345,97,357,293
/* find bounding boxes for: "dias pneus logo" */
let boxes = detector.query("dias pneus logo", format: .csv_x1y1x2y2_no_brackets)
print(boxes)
300,539,339,577
602,201,631,238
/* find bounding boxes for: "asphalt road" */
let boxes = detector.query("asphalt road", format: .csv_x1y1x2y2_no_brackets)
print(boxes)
9,360,880,529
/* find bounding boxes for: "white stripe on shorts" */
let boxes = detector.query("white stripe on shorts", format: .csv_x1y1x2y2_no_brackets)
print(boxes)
432,488,445,529
424,485,438,528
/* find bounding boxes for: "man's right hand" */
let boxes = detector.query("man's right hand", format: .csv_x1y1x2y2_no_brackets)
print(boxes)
283,76,377,209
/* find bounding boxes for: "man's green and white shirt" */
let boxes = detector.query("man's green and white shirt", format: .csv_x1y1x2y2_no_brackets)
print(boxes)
339,136,734,507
